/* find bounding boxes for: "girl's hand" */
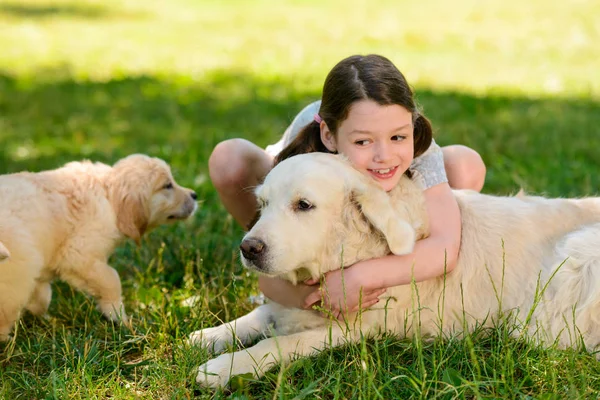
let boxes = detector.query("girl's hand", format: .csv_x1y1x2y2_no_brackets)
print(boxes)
302,260,386,320
258,276,320,309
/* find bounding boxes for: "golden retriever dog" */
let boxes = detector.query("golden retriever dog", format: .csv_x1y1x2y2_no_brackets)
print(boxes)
190,152,600,388
0,154,197,340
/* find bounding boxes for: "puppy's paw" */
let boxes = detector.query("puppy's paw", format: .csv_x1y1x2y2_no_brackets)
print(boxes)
25,284,52,316
0,242,10,262
188,325,232,353
0,330,13,342
98,301,129,324
196,353,235,389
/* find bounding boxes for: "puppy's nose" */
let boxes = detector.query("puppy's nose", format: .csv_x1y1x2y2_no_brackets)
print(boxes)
190,192,197,200
240,237,266,261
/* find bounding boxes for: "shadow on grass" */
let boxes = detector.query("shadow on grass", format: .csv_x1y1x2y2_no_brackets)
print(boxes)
0,71,315,175
0,2,112,19
0,70,598,197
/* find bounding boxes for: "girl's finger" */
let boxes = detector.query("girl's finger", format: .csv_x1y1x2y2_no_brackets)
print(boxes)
357,293,383,306
351,299,380,313
303,292,322,309
363,288,386,298
304,278,319,286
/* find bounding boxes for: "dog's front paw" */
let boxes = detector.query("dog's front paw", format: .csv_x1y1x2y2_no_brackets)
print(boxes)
98,301,128,323
188,325,232,353
196,353,235,389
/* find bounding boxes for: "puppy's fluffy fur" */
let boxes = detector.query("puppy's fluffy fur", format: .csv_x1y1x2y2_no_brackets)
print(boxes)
0,154,196,340
191,153,600,388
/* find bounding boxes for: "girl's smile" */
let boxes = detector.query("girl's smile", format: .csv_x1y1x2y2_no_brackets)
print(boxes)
368,165,399,181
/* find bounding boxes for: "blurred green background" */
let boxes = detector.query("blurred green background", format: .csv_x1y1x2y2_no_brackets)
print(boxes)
1,0,599,398
1,0,599,195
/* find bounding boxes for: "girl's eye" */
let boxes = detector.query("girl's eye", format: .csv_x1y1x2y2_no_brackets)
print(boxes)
391,135,406,142
163,182,174,190
354,139,370,146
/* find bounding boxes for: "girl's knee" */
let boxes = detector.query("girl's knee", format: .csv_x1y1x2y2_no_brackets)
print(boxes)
209,139,254,189
209,139,246,171
209,139,273,194
443,145,486,191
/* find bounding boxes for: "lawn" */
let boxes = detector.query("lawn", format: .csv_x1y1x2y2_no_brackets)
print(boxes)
0,0,599,398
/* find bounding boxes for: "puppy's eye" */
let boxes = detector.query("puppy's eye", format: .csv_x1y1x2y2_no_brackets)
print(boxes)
295,199,314,211
163,182,174,190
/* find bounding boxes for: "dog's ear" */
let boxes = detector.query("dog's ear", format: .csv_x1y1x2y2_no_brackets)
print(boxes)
343,168,416,256
114,192,149,244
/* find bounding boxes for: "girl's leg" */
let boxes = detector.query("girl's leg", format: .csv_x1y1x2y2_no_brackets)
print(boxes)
208,139,274,229
441,145,486,192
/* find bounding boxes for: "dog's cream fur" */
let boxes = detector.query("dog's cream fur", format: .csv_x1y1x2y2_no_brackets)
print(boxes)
190,153,600,388
0,154,196,340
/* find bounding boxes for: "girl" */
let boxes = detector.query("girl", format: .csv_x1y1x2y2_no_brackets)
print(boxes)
209,54,486,319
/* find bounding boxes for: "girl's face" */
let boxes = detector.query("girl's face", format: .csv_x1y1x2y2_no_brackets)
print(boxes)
320,99,415,192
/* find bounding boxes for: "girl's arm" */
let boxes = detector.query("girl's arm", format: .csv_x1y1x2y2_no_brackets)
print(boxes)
303,182,462,315
257,276,319,309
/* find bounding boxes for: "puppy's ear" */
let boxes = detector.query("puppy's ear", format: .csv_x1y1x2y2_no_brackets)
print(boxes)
114,193,149,244
341,165,416,255
108,171,150,244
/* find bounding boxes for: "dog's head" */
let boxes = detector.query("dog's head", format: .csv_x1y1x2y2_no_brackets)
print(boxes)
240,153,423,283
107,154,197,243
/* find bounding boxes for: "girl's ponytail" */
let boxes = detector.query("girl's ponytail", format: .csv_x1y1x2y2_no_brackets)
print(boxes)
274,121,332,166
413,114,433,158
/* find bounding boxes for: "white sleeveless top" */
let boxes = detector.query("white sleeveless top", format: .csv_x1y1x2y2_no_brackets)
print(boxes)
266,101,448,190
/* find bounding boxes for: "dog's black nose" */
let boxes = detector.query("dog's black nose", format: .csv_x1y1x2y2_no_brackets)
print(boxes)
240,237,266,261
190,192,197,200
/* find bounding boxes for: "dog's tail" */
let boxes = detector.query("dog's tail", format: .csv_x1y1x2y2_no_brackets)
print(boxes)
0,240,10,262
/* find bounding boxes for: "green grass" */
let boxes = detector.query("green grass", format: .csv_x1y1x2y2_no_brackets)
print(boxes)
1,0,599,398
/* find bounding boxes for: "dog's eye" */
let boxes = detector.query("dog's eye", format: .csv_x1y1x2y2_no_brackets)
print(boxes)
295,199,314,211
257,197,268,208
163,182,174,190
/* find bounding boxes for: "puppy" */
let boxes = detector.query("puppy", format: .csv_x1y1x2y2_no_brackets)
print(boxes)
0,154,197,340
191,153,600,388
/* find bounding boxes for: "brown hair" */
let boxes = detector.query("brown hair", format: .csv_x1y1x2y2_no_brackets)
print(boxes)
275,54,433,174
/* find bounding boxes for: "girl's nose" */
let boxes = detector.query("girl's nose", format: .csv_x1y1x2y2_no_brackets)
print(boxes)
373,143,391,162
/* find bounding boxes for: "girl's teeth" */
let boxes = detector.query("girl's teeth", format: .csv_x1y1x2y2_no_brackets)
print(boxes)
375,168,391,174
